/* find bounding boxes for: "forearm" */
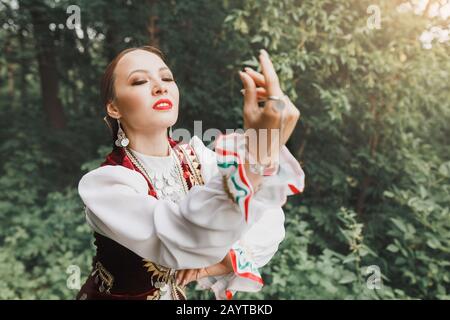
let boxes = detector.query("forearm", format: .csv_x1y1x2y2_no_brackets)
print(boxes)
200,254,234,278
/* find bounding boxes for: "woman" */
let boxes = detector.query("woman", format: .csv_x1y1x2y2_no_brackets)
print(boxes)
76,45,304,300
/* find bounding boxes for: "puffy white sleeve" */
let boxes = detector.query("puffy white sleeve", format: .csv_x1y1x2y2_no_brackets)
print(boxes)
196,205,285,300
79,136,264,270
195,133,305,299
79,134,304,273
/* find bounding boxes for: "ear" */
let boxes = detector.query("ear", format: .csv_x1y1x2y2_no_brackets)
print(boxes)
106,101,121,119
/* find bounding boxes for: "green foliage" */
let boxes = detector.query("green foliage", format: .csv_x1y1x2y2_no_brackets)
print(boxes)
0,0,449,299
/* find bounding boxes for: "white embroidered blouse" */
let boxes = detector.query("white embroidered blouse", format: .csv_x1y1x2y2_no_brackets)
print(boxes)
78,134,305,299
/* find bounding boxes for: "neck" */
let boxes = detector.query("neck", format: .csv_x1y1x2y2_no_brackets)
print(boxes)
126,128,170,157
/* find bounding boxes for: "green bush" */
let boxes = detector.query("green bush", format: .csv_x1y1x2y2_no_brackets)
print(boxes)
1,0,448,299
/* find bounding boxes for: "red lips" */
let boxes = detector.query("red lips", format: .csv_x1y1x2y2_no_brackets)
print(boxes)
152,99,173,110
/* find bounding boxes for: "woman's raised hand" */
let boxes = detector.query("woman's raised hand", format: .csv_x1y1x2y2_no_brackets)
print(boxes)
239,49,300,166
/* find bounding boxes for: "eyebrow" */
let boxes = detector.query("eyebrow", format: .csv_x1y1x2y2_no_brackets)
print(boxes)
127,67,171,79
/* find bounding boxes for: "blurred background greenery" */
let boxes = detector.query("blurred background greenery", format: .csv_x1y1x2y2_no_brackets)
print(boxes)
0,0,449,299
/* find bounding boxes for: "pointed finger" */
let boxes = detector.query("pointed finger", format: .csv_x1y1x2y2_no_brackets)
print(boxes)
259,49,281,96
183,269,197,286
244,67,266,87
176,270,185,285
239,71,258,113
241,87,268,100
180,269,190,286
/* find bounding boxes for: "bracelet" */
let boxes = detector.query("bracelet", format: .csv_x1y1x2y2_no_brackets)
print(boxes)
245,136,280,176
249,162,280,176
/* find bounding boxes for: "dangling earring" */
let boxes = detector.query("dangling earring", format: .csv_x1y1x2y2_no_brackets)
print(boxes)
103,116,113,136
115,119,129,147
168,126,173,138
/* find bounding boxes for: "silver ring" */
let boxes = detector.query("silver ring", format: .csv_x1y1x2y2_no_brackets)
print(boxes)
267,95,286,112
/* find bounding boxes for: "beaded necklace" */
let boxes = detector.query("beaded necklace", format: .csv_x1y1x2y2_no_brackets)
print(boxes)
124,146,189,198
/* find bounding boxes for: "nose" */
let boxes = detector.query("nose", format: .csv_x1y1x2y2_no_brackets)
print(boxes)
151,80,168,96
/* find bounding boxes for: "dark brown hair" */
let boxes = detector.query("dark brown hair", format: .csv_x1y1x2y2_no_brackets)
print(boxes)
100,45,166,142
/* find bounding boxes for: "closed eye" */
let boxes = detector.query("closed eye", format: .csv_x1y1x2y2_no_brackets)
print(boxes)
132,80,148,86
131,77,174,85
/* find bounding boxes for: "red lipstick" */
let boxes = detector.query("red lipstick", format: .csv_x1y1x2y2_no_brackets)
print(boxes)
152,99,173,111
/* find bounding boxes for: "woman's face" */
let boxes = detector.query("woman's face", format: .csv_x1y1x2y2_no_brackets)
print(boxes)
109,49,179,133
